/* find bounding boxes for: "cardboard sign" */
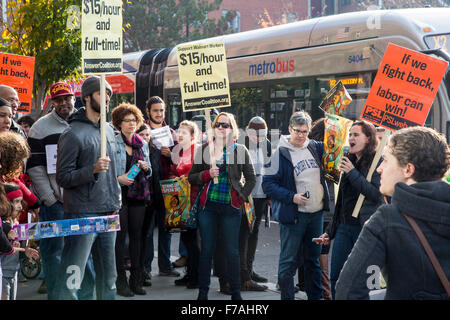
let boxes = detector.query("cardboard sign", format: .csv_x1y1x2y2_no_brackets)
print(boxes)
177,41,231,112
361,43,448,131
0,52,35,113
81,0,122,74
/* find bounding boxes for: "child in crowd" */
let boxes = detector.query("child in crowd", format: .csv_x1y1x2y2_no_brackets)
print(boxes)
0,183,39,300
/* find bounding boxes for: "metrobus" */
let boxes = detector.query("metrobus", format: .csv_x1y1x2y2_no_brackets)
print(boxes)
103,8,450,140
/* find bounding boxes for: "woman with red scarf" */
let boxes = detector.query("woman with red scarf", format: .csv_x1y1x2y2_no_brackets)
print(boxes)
168,120,200,289
111,104,152,297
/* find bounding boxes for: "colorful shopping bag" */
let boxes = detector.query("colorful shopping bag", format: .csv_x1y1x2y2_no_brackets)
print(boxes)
243,195,256,232
160,177,194,232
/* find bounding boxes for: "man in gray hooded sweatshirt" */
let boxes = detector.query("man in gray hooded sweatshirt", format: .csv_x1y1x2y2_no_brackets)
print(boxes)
56,76,121,300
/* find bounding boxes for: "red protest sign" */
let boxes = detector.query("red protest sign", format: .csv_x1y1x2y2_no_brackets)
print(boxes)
361,43,448,131
0,52,35,113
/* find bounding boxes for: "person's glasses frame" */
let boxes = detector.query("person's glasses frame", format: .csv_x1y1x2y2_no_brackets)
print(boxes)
122,119,138,124
214,122,231,129
290,126,309,136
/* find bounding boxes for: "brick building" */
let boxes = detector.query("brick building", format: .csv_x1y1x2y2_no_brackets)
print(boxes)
209,0,448,33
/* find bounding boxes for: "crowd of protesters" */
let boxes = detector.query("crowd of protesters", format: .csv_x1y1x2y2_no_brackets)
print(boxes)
0,77,449,301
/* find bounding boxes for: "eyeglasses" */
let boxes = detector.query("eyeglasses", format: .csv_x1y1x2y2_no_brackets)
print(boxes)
214,122,231,129
290,127,309,136
122,119,138,123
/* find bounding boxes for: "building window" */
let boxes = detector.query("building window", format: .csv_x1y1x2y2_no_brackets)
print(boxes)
281,12,297,24
342,0,352,6
222,9,240,32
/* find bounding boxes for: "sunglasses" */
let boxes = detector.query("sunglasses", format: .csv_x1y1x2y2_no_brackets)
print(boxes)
214,122,231,129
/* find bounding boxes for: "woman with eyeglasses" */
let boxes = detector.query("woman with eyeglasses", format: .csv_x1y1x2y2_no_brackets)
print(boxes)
317,120,383,299
188,112,256,300
111,103,152,297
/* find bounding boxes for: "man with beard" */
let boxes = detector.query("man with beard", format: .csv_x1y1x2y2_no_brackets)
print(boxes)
56,76,121,300
142,96,180,279
26,82,76,299
0,85,26,137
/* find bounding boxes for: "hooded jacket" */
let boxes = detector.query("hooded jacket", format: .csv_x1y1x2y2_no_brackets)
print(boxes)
56,107,121,215
262,136,330,224
335,181,450,300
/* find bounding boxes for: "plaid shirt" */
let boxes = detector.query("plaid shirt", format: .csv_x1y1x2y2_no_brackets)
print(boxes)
207,162,231,204
207,144,236,204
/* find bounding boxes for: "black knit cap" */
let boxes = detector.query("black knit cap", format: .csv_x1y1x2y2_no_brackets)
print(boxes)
81,76,113,104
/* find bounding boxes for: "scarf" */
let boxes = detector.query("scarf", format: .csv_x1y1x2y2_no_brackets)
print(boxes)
121,132,151,204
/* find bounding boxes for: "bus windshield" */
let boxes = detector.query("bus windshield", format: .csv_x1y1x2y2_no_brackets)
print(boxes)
424,34,450,54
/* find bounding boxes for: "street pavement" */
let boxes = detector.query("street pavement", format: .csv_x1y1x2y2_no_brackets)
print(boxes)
16,253,307,300
15,220,385,300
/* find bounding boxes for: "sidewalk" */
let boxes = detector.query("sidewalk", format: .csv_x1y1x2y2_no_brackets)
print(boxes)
16,254,307,300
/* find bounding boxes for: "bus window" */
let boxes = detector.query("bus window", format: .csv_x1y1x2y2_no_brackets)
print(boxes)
424,34,450,53
268,81,314,135
230,87,264,129
315,72,373,120
167,93,183,129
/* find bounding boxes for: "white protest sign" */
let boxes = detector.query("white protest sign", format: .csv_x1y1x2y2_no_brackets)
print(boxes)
82,0,123,74
45,144,58,174
151,126,174,150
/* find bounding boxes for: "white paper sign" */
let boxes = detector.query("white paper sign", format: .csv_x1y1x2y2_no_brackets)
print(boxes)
45,144,58,174
151,126,174,150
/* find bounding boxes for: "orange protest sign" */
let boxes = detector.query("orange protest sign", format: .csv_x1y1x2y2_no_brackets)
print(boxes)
361,43,448,131
0,52,35,113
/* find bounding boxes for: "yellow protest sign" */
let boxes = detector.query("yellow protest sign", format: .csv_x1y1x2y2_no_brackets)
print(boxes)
177,42,231,112
82,0,122,74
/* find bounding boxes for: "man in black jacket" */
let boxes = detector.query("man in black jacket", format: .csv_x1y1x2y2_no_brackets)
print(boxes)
56,76,121,300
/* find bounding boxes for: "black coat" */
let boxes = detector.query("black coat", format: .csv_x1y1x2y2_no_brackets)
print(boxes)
326,158,383,239
335,181,450,300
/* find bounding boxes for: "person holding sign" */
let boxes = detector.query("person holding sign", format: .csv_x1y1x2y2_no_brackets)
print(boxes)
335,127,450,300
188,112,256,301
144,96,180,278
262,111,330,300
317,120,383,299
111,103,151,297
56,76,121,300
0,85,25,137
26,81,75,300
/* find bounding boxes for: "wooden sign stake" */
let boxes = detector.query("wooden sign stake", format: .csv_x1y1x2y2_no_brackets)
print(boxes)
352,129,391,218
204,108,218,184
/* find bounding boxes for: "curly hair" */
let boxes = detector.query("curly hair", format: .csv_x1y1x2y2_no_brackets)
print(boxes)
0,131,30,179
0,183,12,218
389,126,449,182
111,103,144,131
348,120,378,169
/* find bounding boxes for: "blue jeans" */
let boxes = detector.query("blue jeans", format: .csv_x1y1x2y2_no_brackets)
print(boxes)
330,223,362,299
58,212,117,300
279,211,323,300
39,202,65,300
198,201,241,295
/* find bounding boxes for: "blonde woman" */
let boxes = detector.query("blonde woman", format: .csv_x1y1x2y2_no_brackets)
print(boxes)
188,112,256,300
